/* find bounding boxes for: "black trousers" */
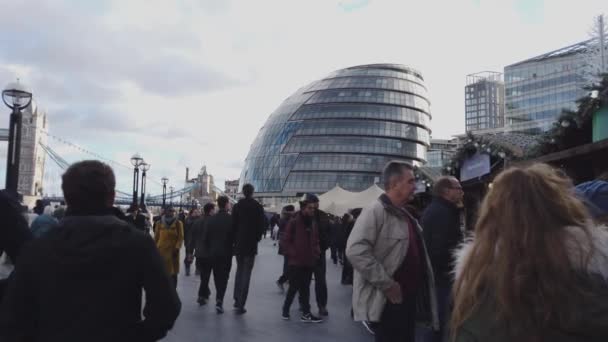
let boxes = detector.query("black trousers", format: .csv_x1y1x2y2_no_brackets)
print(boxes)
341,258,353,285
233,255,255,309
313,252,328,308
196,257,212,299
374,297,417,342
283,266,313,314
331,245,345,263
278,255,289,284
205,256,232,303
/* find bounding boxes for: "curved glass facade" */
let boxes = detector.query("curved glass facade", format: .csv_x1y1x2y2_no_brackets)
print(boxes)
240,64,432,201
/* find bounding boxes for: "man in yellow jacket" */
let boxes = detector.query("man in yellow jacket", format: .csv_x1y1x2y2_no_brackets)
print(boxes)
154,206,184,288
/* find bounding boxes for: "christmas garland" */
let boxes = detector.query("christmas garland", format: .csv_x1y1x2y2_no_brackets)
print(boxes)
441,131,516,176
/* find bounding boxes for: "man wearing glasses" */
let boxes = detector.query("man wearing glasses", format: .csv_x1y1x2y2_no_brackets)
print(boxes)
421,176,464,342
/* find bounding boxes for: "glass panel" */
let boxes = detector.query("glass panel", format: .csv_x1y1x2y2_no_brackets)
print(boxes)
306,89,430,114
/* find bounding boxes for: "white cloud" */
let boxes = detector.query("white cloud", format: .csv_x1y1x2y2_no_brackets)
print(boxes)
1,0,607,196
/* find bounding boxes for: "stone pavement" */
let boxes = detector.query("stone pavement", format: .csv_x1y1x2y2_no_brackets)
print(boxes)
162,238,372,342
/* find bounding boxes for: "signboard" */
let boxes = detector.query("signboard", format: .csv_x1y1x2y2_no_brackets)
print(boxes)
460,153,490,182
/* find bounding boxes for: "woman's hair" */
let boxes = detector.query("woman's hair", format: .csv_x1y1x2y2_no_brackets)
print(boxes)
451,163,594,340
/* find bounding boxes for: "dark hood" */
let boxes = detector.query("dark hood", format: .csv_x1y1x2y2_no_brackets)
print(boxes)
45,215,137,271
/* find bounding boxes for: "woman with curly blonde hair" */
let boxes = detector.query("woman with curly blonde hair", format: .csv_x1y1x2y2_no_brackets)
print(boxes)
451,163,608,342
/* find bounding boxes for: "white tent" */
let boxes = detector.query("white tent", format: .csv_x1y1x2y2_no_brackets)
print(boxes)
317,185,354,206
343,184,385,209
271,184,384,217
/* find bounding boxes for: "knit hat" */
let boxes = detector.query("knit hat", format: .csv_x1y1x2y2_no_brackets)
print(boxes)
575,180,608,218
303,193,319,203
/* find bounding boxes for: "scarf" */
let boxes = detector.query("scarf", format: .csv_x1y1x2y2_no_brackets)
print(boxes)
162,216,177,228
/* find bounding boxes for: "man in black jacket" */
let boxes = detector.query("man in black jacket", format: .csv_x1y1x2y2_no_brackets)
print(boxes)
0,160,181,342
125,204,149,234
201,196,234,314
189,203,215,305
231,183,265,314
421,176,464,342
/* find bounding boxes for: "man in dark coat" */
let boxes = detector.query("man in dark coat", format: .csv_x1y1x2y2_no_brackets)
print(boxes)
183,208,201,276
281,199,322,323
421,176,464,342
231,183,265,314
0,160,181,342
0,190,32,301
201,196,235,314
125,204,149,233
189,203,215,305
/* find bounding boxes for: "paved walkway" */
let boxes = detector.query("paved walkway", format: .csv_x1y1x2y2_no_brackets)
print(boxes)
162,238,372,342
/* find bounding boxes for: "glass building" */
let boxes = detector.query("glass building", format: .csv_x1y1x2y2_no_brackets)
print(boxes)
426,139,457,168
239,64,432,204
465,72,505,133
504,41,591,134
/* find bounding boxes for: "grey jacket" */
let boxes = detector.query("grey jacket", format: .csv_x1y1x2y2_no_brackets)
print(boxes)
346,195,439,330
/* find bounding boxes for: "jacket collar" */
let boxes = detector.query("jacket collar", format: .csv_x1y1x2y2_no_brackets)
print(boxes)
378,194,419,226
453,223,608,282
432,196,460,212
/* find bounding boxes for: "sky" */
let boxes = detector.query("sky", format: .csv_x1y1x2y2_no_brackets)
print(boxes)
0,0,607,197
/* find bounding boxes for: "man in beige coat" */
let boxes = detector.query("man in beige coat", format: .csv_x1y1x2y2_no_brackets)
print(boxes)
346,161,439,342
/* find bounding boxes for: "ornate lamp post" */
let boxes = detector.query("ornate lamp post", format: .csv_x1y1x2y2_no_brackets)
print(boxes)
161,177,169,208
2,80,32,195
130,153,144,205
139,162,150,207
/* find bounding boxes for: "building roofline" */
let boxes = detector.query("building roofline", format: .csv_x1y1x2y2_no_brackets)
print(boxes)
506,40,592,68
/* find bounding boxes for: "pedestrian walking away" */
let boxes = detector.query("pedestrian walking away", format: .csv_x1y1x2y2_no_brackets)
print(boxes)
346,161,439,342
189,203,216,305
231,183,266,314
0,160,180,342
201,196,235,314
281,199,323,324
184,208,201,276
154,206,185,288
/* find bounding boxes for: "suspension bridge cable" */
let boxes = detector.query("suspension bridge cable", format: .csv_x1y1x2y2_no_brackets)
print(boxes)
35,128,165,187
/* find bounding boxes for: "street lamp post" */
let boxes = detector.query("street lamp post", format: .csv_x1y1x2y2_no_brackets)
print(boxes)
139,162,150,208
161,177,169,208
2,80,32,195
130,153,143,205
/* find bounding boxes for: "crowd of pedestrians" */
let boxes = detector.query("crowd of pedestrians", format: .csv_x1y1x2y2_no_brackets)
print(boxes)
1,158,608,342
